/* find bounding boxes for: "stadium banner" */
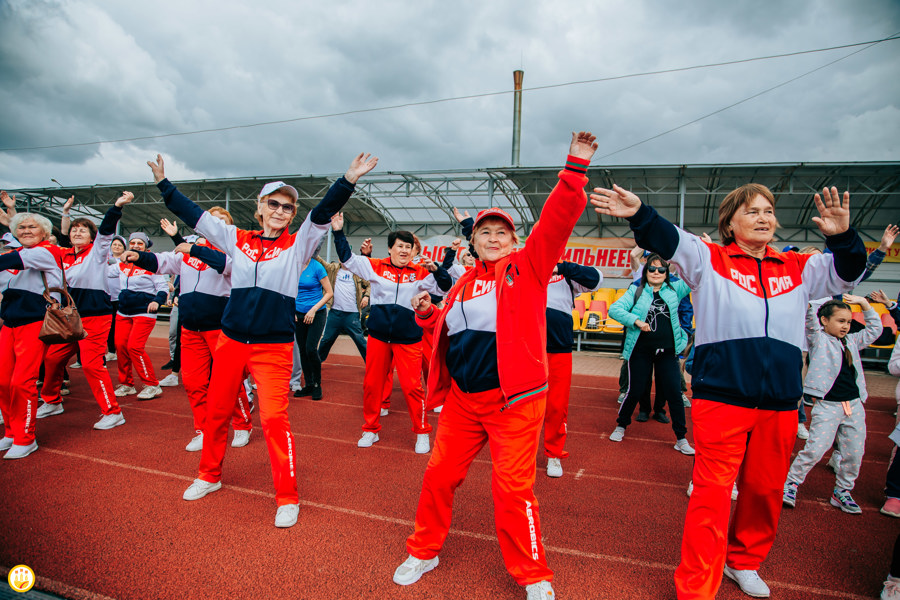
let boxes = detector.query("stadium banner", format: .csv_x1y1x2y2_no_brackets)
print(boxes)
419,235,635,278
864,241,900,263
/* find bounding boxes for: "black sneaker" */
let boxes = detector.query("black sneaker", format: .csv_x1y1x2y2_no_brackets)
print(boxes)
294,387,313,398
635,412,649,422
653,412,670,424
311,385,323,401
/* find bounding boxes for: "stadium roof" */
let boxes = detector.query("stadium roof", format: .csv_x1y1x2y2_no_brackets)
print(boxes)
8,161,900,245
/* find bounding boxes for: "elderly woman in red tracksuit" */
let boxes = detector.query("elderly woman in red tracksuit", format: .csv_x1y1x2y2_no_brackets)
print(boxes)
392,132,598,600
114,232,168,400
591,183,866,600
147,151,377,528
0,210,64,459
36,192,134,430
124,209,254,453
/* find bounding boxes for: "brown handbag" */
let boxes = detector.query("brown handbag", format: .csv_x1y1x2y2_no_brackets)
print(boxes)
38,270,87,344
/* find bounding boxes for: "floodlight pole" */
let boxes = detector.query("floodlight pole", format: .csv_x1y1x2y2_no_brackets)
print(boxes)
511,70,524,168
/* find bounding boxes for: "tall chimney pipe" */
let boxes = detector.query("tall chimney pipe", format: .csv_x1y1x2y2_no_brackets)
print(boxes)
511,70,524,167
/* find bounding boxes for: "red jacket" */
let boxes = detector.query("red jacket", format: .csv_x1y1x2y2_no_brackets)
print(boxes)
416,158,589,411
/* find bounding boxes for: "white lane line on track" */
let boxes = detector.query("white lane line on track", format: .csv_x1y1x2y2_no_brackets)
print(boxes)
38,448,871,600
575,468,585,480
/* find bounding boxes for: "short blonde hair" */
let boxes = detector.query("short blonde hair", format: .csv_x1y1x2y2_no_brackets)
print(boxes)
9,212,53,241
208,206,234,225
717,184,776,245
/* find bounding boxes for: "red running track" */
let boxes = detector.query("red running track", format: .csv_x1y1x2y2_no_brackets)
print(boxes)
1,341,898,599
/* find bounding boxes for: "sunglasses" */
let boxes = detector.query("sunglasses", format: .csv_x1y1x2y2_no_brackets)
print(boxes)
262,198,296,215
646,266,667,274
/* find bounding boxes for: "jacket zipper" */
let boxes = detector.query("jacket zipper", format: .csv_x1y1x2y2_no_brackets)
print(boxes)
756,258,769,406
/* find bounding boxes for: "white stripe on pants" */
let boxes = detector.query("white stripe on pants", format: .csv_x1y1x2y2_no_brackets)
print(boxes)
787,398,866,491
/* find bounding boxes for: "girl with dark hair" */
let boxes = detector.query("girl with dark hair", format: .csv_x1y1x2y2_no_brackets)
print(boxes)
783,295,881,513
608,254,693,453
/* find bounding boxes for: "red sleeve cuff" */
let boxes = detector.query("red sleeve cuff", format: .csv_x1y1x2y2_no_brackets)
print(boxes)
564,154,590,175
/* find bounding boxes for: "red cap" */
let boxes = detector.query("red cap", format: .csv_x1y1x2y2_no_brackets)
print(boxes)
473,207,515,231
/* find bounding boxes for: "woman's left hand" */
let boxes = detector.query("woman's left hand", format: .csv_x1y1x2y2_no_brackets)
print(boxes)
421,256,437,272
812,187,850,237
147,301,160,313
344,153,379,184
303,310,316,325
173,242,193,254
568,131,598,161
411,290,432,313
114,191,134,208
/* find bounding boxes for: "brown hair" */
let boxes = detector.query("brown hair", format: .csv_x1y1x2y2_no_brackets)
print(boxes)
717,184,776,246
208,206,234,225
69,218,98,241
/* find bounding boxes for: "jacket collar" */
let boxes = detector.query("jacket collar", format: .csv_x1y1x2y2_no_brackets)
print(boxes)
724,242,785,263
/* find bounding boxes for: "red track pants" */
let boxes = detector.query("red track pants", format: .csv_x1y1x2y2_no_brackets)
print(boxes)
197,335,297,506
406,382,553,586
543,352,571,459
674,398,797,600
0,322,45,445
363,337,431,434
115,315,159,387
41,315,120,415
181,328,252,434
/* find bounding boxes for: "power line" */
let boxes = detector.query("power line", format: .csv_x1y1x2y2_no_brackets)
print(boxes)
2,34,898,153
591,33,897,162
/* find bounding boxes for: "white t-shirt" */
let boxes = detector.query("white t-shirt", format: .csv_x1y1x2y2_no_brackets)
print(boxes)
332,267,358,312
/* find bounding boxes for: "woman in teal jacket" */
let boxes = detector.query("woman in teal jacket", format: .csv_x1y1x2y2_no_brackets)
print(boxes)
608,253,694,454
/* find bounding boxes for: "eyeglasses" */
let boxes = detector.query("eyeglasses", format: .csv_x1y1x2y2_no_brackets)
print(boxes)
262,199,296,215
646,266,667,274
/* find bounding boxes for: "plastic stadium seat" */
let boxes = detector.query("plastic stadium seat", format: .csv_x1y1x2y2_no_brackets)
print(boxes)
870,313,898,348
581,300,608,331
614,289,627,301
851,311,865,325
872,302,888,316
593,288,616,306
603,316,624,333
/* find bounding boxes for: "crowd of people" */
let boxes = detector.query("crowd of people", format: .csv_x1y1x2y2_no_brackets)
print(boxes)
1,133,899,599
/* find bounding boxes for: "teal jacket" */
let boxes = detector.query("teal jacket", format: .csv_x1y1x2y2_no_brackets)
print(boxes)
609,279,691,360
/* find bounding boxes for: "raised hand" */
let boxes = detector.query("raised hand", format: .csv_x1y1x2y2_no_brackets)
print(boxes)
411,290,432,313
843,293,870,310
590,184,642,219
62,195,75,213
360,237,373,256
147,154,166,183
173,242,193,255
630,245,644,259
122,250,141,262
868,289,891,305
452,207,471,223
331,212,344,232
568,131,599,161
160,218,178,236
811,187,850,237
879,224,899,251
115,191,134,208
0,191,15,209
344,153,379,184
450,238,462,251
700,232,713,243
421,256,437,272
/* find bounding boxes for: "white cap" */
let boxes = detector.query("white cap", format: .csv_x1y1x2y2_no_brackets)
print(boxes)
258,181,299,201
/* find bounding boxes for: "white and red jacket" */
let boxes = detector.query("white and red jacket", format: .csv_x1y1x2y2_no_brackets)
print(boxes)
157,176,356,344
59,206,121,317
627,202,867,411
333,234,452,345
546,262,602,353
0,241,64,327
117,261,168,319
132,241,232,332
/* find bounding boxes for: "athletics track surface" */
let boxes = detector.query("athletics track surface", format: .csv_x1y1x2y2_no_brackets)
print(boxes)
1,333,898,599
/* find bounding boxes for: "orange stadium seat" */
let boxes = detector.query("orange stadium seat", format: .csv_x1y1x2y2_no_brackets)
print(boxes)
581,300,608,331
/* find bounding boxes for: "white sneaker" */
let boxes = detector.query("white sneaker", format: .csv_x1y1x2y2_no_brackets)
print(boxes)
114,384,137,397
415,433,430,454
137,385,162,400
433,405,443,413
546,457,563,478
36,401,64,419
682,393,691,407
158,373,179,387
70,361,81,369
882,576,900,600
275,503,300,528
185,433,203,452
609,426,625,442
686,481,693,497
797,423,809,440
93,412,125,430
380,408,389,417
617,392,626,404
827,452,841,473
232,429,251,448
0,437,13,451
104,352,117,362
674,439,696,455
723,566,770,598
358,431,379,448
732,482,739,501
525,580,556,600
4,441,38,459
59,386,70,396
183,478,221,501
393,555,439,585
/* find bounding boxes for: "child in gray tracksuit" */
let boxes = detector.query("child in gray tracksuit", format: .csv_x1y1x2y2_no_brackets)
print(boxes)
783,294,882,514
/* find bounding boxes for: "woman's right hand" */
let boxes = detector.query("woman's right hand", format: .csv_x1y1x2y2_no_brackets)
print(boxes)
147,154,166,183
122,250,140,263
590,184,642,219
411,290,432,313
114,191,134,208
634,319,651,333
160,218,178,236
331,212,344,231
173,242,193,255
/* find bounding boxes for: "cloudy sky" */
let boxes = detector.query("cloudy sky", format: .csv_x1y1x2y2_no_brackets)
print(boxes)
0,0,898,189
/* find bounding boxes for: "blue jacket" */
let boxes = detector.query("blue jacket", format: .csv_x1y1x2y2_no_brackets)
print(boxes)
609,279,691,360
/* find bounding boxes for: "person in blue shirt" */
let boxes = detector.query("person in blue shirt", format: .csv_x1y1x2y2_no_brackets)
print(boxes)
294,259,333,400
